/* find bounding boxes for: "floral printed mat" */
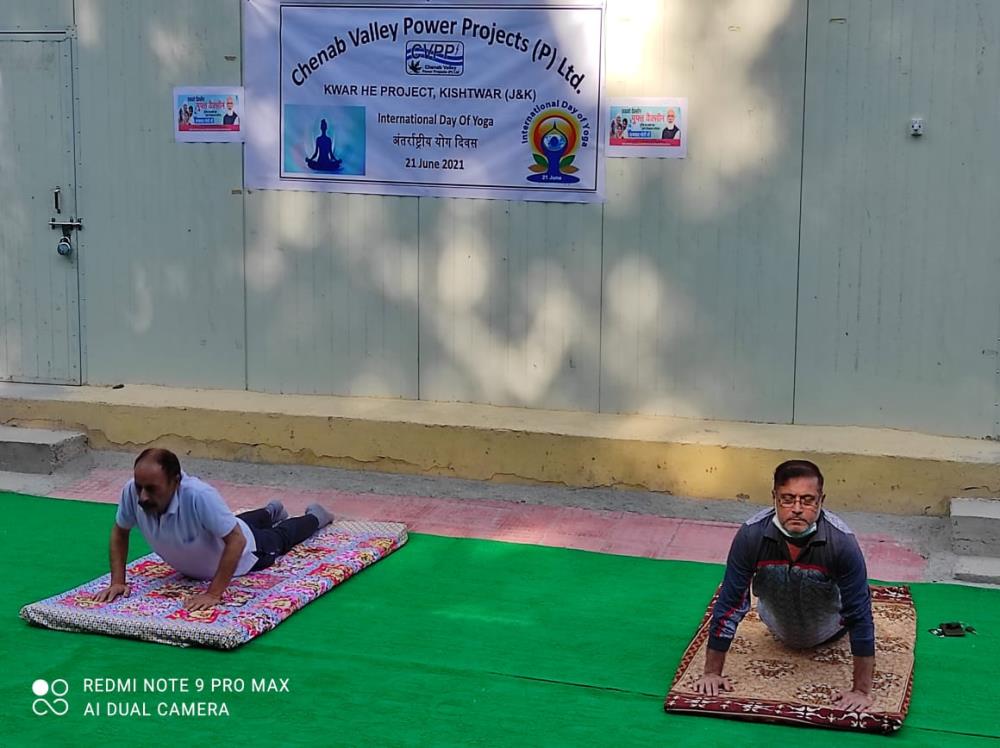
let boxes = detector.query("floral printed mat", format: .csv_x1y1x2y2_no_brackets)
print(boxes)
664,585,915,733
20,521,407,649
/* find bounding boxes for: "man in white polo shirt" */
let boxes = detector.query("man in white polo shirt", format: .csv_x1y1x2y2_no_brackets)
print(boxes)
95,448,333,611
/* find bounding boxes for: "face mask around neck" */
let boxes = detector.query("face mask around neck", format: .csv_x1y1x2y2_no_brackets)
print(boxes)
772,512,817,539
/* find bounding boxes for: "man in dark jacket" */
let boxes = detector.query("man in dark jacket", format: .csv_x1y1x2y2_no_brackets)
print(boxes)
693,459,875,711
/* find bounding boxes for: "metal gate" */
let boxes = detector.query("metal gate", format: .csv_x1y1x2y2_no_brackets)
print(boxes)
0,32,81,384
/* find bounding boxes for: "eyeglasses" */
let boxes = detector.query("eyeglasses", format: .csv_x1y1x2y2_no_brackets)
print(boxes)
775,494,821,508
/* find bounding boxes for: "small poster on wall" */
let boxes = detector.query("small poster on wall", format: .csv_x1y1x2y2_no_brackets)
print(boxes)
174,86,245,143
607,97,687,158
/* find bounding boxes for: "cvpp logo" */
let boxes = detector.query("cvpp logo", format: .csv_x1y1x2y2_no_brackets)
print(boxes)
405,41,464,76
32,678,69,716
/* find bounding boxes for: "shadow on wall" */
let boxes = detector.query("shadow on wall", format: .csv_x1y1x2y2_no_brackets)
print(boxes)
237,0,807,431
58,2,998,443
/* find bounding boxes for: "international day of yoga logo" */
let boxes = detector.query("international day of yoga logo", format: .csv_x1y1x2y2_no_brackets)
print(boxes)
523,105,588,184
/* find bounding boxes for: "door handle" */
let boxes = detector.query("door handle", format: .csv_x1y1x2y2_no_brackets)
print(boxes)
49,218,83,231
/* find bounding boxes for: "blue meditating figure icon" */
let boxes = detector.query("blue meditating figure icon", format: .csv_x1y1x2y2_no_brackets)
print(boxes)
306,118,342,172
542,122,568,175
527,120,579,184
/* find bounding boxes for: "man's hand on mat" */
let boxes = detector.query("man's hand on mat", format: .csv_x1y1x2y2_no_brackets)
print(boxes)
94,583,131,603
832,689,873,712
693,674,732,696
184,592,222,611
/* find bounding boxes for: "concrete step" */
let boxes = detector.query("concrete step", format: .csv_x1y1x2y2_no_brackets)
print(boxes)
953,555,1000,586
0,469,63,496
5,381,1000,515
0,426,88,475
950,497,1000,557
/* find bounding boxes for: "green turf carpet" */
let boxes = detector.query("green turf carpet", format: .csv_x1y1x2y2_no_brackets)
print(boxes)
1,492,998,746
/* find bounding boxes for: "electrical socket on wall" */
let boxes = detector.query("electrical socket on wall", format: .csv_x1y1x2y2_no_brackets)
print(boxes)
910,117,925,136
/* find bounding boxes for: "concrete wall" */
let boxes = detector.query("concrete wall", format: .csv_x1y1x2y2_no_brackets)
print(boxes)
1,0,997,438
0,1,72,31
74,0,246,389
795,0,1000,437
601,2,807,423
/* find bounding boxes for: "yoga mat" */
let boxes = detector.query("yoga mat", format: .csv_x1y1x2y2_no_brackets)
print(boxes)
20,521,407,648
2,492,998,746
664,585,915,733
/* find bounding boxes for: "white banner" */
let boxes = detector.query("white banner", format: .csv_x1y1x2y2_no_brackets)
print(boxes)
244,1,605,202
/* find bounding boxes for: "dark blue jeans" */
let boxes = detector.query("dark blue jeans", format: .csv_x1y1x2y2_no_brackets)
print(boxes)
237,508,320,571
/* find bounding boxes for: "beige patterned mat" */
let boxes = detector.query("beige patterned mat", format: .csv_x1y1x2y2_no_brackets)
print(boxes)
664,585,915,733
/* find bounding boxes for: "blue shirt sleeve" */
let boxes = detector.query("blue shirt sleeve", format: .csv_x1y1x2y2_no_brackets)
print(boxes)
833,532,876,657
707,523,757,652
115,480,138,529
189,481,238,538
